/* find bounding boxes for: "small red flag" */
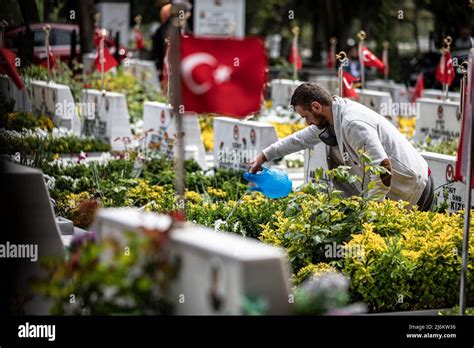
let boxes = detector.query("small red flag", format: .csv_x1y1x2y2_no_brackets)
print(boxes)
412,72,424,103
362,47,384,72
436,50,455,86
289,37,302,70
0,48,24,90
455,50,473,187
39,46,56,71
180,35,267,117
326,44,336,69
342,71,359,98
135,27,144,50
93,28,102,47
94,46,118,73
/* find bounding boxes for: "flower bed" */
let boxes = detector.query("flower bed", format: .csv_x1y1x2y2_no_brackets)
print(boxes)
4,119,473,313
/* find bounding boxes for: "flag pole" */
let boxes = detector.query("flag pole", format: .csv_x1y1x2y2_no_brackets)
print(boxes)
43,24,52,82
134,15,142,56
459,59,472,315
100,29,106,93
336,51,346,97
169,2,187,204
357,31,366,90
329,37,337,71
383,40,389,81
443,36,452,101
0,20,7,48
292,26,300,81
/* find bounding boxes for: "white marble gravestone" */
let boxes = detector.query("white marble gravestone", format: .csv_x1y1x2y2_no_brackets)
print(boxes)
270,79,302,108
0,75,31,112
356,89,395,125
123,59,161,91
313,75,338,95
82,53,96,74
194,0,245,38
303,143,329,184
366,80,410,115
421,152,474,213
93,207,293,315
3,162,66,315
82,89,132,151
30,80,81,134
414,98,461,142
96,2,130,45
143,101,208,170
213,117,278,171
422,89,461,103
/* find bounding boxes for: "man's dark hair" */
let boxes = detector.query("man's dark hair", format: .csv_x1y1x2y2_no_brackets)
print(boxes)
290,82,333,110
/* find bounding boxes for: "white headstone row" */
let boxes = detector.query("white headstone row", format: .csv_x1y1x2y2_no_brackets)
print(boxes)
143,101,208,170
366,80,409,104
422,89,461,103
421,152,474,213
213,117,278,171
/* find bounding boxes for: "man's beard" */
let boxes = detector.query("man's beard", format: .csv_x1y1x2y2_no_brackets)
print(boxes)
313,111,329,130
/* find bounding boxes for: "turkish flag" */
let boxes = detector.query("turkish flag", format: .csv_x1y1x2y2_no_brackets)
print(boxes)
95,46,118,73
436,51,455,86
342,71,359,98
455,49,473,187
411,72,424,103
135,28,144,50
0,48,24,90
180,35,267,117
289,38,302,70
362,47,384,72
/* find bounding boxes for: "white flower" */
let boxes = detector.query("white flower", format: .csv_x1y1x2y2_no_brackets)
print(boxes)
13,152,21,163
43,174,56,191
214,219,226,232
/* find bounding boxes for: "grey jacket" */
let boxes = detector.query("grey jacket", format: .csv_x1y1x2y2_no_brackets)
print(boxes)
262,96,429,206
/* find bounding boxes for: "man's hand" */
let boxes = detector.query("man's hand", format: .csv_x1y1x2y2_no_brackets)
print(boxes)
249,152,267,173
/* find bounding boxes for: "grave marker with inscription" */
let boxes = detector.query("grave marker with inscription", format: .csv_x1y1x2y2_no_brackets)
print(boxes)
415,98,461,142
30,80,81,134
82,89,132,151
214,117,278,171
143,101,208,170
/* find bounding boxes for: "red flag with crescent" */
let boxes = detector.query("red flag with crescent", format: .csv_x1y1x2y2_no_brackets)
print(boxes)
180,35,267,117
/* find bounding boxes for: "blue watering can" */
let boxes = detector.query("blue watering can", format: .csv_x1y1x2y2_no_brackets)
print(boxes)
243,167,293,199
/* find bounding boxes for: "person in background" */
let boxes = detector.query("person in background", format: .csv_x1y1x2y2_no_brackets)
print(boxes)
345,45,361,78
249,82,434,211
152,3,172,81
455,27,473,50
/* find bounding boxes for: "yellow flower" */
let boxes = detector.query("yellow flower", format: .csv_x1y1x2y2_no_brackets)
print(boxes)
185,190,202,204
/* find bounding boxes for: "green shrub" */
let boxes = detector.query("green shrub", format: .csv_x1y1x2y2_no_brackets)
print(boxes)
293,262,338,286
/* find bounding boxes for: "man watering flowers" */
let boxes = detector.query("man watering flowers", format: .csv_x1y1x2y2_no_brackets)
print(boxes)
249,82,434,211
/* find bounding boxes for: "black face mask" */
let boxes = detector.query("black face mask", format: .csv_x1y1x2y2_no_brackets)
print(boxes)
319,125,338,146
